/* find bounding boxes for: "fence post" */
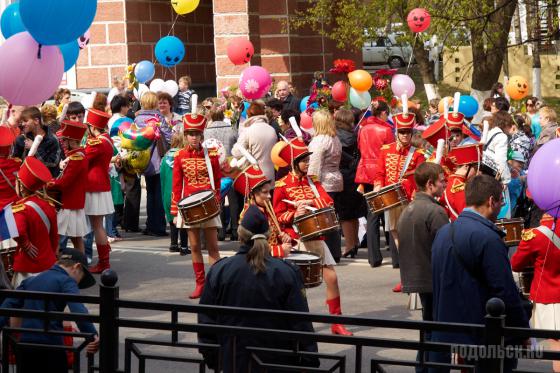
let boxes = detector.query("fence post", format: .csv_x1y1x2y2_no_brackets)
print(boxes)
99,269,119,373
482,297,505,373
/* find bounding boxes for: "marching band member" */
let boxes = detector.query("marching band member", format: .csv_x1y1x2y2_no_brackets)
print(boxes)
171,96,222,299
0,126,21,254
11,157,58,286
47,121,90,253
84,108,114,274
443,144,483,221
273,138,353,336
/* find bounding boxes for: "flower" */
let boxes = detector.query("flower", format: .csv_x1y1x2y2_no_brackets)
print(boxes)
374,68,398,78
224,109,234,119
329,59,356,74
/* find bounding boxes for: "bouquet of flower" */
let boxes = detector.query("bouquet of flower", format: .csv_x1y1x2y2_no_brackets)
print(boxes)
329,59,356,74
372,68,398,107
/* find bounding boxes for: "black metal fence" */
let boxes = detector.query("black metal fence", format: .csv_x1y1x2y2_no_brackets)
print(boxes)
0,270,558,373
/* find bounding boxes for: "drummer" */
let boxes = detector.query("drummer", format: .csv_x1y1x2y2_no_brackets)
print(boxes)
0,126,21,255
272,138,353,336
171,96,222,300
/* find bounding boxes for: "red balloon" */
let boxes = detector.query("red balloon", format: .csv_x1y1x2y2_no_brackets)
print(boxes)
407,8,431,33
332,81,348,102
300,112,313,131
226,37,254,65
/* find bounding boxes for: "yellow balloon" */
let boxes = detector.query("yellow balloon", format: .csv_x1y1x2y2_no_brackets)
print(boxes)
171,0,200,15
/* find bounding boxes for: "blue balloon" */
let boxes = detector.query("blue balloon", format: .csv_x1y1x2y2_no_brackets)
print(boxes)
20,0,97,45
299,96,318,112
155,36,185,68
1,3,26,39
134,60,155,84
458,95,479,118
58,40,80,72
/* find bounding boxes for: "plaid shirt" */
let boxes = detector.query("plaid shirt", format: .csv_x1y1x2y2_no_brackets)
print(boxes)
509,131,532,163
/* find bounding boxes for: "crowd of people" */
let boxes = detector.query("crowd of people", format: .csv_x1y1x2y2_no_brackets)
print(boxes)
0,71,559,372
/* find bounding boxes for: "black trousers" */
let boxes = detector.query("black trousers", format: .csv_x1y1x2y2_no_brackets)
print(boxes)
170,222,188,247
122,173,141,231
145,174,167,235
17,345,68,373
220,189,243,237
325,192,342,260
366,210,383,266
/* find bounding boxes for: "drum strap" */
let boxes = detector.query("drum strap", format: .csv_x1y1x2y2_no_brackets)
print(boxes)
535,226,560,250
0,169,15,192
398,146,417,182
203,146,216,190
443,190,459,219
24,201,51,233
306,176,320,199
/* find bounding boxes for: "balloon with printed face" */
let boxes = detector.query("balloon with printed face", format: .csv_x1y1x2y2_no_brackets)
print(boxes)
227,37,254,65
78,30,90,49
155,36,185,68
407,8,431,33
506,76,529,100
171,0,200,15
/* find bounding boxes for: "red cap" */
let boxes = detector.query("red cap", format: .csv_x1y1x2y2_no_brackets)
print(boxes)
60,120,87,141
86,109,111,129
446,112,465,131
183,114,207,132
421,116,448,148
233,165,268,196
447,144,483,166
278,138,311,166
0,126,15,156
393,112,416,130
18,156,52,192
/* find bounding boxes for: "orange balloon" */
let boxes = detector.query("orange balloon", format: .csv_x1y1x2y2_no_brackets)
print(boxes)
506,76,529,100
438,96,453,113
398,99,418,110
348,69,373,92
270,141,288,168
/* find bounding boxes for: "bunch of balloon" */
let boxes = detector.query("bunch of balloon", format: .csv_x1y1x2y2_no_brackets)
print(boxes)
0,0,96,105
348,70,372,110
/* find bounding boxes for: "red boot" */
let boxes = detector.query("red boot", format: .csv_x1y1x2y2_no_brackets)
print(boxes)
326,297,353,336
392,282,402,293
90,243,111,274
189,262,206,299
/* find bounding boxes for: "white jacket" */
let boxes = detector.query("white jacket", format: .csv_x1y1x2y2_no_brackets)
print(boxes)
483,127,511,184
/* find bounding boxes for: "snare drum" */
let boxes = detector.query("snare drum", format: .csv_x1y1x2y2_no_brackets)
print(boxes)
178,190,220,225
496,218,524,246
0,248,15,281
293,207,339,241
284,251,323,288
364,183,408,214
518,267,534,297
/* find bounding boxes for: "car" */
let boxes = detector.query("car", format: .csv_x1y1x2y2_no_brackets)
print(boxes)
363,35,413,68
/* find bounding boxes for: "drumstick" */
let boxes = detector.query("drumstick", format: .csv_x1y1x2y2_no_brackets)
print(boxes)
264,200,282,234
282,199,317,212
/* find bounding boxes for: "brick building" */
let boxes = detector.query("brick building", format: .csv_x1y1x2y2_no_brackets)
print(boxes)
75,0,360,95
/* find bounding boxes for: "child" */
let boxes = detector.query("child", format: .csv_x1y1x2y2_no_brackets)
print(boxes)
161,132,189,254
173,75,195,115
108,76,126,104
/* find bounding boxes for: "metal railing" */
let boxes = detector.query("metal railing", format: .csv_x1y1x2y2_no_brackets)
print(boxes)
0,269,558,373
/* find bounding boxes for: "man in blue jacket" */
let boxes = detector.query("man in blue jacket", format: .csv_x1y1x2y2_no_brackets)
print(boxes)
431,174,528,372
0,248,99,373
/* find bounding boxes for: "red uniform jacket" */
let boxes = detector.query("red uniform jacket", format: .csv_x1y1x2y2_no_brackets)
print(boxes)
240,203,285,257
85,133,113,193
49,148,88,210
273,172,333,240
442,174,467,221
0,157,20,210
511,217,560,303
171,145,221,216
373,142,425,199
12,195,58,273
355,117,395,185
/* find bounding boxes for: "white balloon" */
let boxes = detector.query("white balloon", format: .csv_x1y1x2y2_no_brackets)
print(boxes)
163,80,179,97
135,84,149,100
149,78,165,93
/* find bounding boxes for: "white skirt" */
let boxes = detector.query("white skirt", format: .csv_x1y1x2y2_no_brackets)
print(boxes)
295,239,337,266
176,212,221,229
85,191,115,216
58,208,91,237
532,303,560,332
0,238,16,250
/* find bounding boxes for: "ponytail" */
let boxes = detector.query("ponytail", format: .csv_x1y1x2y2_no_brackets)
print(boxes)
237,226,270,274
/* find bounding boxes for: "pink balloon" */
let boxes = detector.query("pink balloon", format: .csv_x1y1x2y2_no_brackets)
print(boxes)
332,81,348,102
227,37,254,65
0,32,64,106
239,66,272,100
300,112,313,131
391,74,416,97
407,8,431,33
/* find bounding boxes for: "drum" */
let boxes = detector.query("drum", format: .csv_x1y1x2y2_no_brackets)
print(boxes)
496,218,524,246
293,207,339,241
0,248,15,281
518,267,534,297
284,251,323,288
364,183,408,214
177,190,220,225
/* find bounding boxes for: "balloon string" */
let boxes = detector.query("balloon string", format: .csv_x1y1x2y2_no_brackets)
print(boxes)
405,33,418,75
168,14,180,36
37,44,42,60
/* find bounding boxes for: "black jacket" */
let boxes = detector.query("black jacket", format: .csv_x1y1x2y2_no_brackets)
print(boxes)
198,245,318,372
13,129,61,177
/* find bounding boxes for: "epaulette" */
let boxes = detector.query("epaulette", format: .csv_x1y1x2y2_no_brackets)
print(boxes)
416,148,426,155
87,138,102,146
275,179,286,188
11,203,25,213
450,179,465,193
521,229,537,241
309,175,319,182
68,154,84,161
208,148,218,156
381,144,391,150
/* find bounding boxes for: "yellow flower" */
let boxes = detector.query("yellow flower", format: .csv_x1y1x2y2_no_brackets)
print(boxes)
224,109,234,119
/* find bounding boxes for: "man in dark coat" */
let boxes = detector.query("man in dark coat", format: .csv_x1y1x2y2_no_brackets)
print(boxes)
397,163,449,373
198,205,318,372
431,175,529,372
276,80,301,113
